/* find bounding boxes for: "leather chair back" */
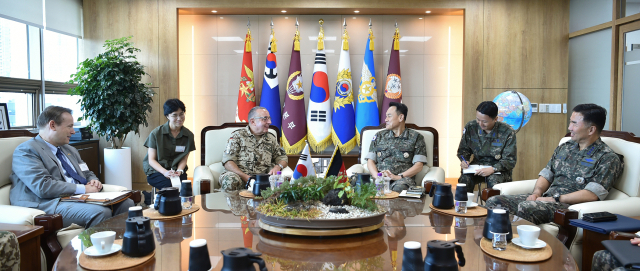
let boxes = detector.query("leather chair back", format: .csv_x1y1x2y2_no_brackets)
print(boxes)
0,136,35,205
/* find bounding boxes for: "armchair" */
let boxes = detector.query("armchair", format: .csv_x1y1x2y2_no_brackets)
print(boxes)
346,124,445,185
481,131,640,269
0,130,129,271
193,123,293,195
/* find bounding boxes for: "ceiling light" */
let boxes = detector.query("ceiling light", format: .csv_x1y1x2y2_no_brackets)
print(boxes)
219,17,224,19
425,10,431,13
211,10,217,13
281,10,287,13
354,10,360,13
419,18,423,19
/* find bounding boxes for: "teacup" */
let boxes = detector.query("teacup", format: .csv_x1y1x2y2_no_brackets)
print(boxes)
467,192,475,204
90,231,116,254
517,225,541,246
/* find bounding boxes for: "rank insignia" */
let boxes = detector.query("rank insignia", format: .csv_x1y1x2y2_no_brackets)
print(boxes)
403,152,409,158
495,154,501,160
576,177,584,184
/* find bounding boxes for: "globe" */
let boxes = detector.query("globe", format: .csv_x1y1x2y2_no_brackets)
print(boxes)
493,91,532,132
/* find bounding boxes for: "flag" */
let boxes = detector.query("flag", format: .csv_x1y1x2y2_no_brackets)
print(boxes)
331,26,357,154
307,26,332,152
240,216,253,248
380,27,402,123
235,27,256,122
281,29,307,154
324,147,347,178
292,142,316,180
355,28,379,144
259,32,282,129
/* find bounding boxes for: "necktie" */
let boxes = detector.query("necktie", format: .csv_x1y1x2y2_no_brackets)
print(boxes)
56,148,88,185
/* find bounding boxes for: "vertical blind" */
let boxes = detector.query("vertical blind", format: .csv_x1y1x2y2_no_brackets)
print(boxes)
0,0,83,38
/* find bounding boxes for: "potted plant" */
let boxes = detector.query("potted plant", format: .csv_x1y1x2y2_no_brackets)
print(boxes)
67,36,154,189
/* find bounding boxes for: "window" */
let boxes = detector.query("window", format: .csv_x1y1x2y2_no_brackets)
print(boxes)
0,17,28,79
0,91,35,127
45,93,84,124
44,30,78,82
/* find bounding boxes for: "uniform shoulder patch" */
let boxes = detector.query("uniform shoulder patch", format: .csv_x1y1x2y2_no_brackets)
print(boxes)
462,128,466,135
372,135,377,141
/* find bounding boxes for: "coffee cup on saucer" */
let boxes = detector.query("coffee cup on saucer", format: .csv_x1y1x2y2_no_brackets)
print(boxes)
517,225,541,246
467,192,475,204
90,231,116,254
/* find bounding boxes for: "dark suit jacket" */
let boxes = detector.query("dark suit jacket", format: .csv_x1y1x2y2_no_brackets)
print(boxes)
9,135,98,214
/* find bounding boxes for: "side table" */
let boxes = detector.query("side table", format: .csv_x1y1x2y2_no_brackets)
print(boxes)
0,223,44,271
581,216,640,271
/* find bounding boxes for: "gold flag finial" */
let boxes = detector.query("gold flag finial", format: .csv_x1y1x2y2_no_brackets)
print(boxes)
342,18,349,50
269,18,277,53
245,18,252,52
393,22,400,51
293,18,300,51
368,19,374,51
318,19,325,50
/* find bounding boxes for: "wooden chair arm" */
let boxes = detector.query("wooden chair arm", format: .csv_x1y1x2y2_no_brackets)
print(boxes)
554,209,579,249
423,181,434,194
481,188,500,202
34,214,63,271
200,180,211,195
128,190,142,204
609,231,637,240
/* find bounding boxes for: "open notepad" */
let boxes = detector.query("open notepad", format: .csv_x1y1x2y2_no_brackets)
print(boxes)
61,191,132,206
462,165,501,175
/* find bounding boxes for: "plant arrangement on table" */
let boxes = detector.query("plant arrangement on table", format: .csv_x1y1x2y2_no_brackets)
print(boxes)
257,175,382,220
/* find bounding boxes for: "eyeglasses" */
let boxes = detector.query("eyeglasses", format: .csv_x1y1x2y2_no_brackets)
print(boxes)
167,112,185,119
252,116,271,122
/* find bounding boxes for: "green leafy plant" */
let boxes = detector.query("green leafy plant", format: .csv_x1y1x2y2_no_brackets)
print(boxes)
67,36,154,149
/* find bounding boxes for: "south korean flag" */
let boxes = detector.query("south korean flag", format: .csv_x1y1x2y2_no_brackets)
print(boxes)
292,142,316,180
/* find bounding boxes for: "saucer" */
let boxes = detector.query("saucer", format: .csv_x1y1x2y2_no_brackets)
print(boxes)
466,202,479,208
512,237,546,249
84,244,122,257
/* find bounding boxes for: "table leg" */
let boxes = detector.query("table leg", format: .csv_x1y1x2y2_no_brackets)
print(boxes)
582,229,609,271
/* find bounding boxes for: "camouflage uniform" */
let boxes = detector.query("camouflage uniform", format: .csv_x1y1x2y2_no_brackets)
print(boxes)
220,126,288,191
592,250,627,271
486,138,624,225
366,128,428,192
0,231,20,271
457,120,517,189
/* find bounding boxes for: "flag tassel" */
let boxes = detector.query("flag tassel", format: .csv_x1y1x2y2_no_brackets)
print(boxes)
393,28,400,51
270,36,277,53
245,29,252,52
294,30,301,51
281,132,307,154
331,128,358,154
369,29,375,51
307,130,332,152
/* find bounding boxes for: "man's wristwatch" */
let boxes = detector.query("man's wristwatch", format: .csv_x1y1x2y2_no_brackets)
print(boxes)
398,173,404,179
492,167,498,172
275,164,283,170
553,194,561,202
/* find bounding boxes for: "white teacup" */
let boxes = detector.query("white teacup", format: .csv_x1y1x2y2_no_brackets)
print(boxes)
467,192,475,204
90,231,116,254
517,225,541,246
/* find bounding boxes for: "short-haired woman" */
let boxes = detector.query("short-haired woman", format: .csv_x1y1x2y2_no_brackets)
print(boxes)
142,99,196,190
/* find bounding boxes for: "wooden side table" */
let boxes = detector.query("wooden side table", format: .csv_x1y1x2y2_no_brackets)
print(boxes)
581,216,640,271
0,223,44,271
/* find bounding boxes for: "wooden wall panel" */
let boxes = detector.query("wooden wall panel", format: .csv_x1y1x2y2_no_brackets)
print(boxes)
483,89,568,181
483,0,569,89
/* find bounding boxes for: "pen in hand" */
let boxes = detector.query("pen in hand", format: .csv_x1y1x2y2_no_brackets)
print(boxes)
460,155,470,169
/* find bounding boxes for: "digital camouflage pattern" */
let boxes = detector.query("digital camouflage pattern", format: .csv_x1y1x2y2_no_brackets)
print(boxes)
0,231,20,271
366,128,428,192
457,120,517,188
592,250,626,271
220,126,288,191
486,138,623,224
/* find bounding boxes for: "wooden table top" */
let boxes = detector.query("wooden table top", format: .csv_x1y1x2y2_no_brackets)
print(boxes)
54,192,578,271
0,223,44,243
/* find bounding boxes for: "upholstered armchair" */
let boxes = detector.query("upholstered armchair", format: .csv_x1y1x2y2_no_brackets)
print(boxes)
0,131,130,271
193,123,293,195
346,124,445,186
482,131,640,270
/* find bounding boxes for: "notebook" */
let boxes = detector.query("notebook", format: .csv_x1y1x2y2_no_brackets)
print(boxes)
61,191,132,206
601,240,640,269
569,214,640,234
462,165,501,175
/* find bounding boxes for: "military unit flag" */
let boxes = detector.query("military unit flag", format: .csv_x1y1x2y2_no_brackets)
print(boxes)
307,23,332,152
380,27,402,122
281,28,307,154
331,22,357,154
259,30,282,130
235,25,256,122
355,27,379,144
292,142,316,180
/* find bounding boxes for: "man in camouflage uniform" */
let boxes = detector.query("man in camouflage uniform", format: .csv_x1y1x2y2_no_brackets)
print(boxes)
486,104,624,224
0,231,20,271
457,101,517,189
220,106,288,191
367,102,428,192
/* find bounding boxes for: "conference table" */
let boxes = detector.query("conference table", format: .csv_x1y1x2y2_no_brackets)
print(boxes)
53,191,578,271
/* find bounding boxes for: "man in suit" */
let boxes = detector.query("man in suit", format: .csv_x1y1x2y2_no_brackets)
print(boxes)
9,106,133,228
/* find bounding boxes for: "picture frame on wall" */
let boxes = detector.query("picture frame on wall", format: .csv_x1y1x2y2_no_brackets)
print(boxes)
0,103,10,130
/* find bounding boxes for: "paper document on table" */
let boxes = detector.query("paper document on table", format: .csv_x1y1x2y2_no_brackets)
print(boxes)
71,192,129,200
462,165,501,175
63,191,132,206
170,176,181,188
